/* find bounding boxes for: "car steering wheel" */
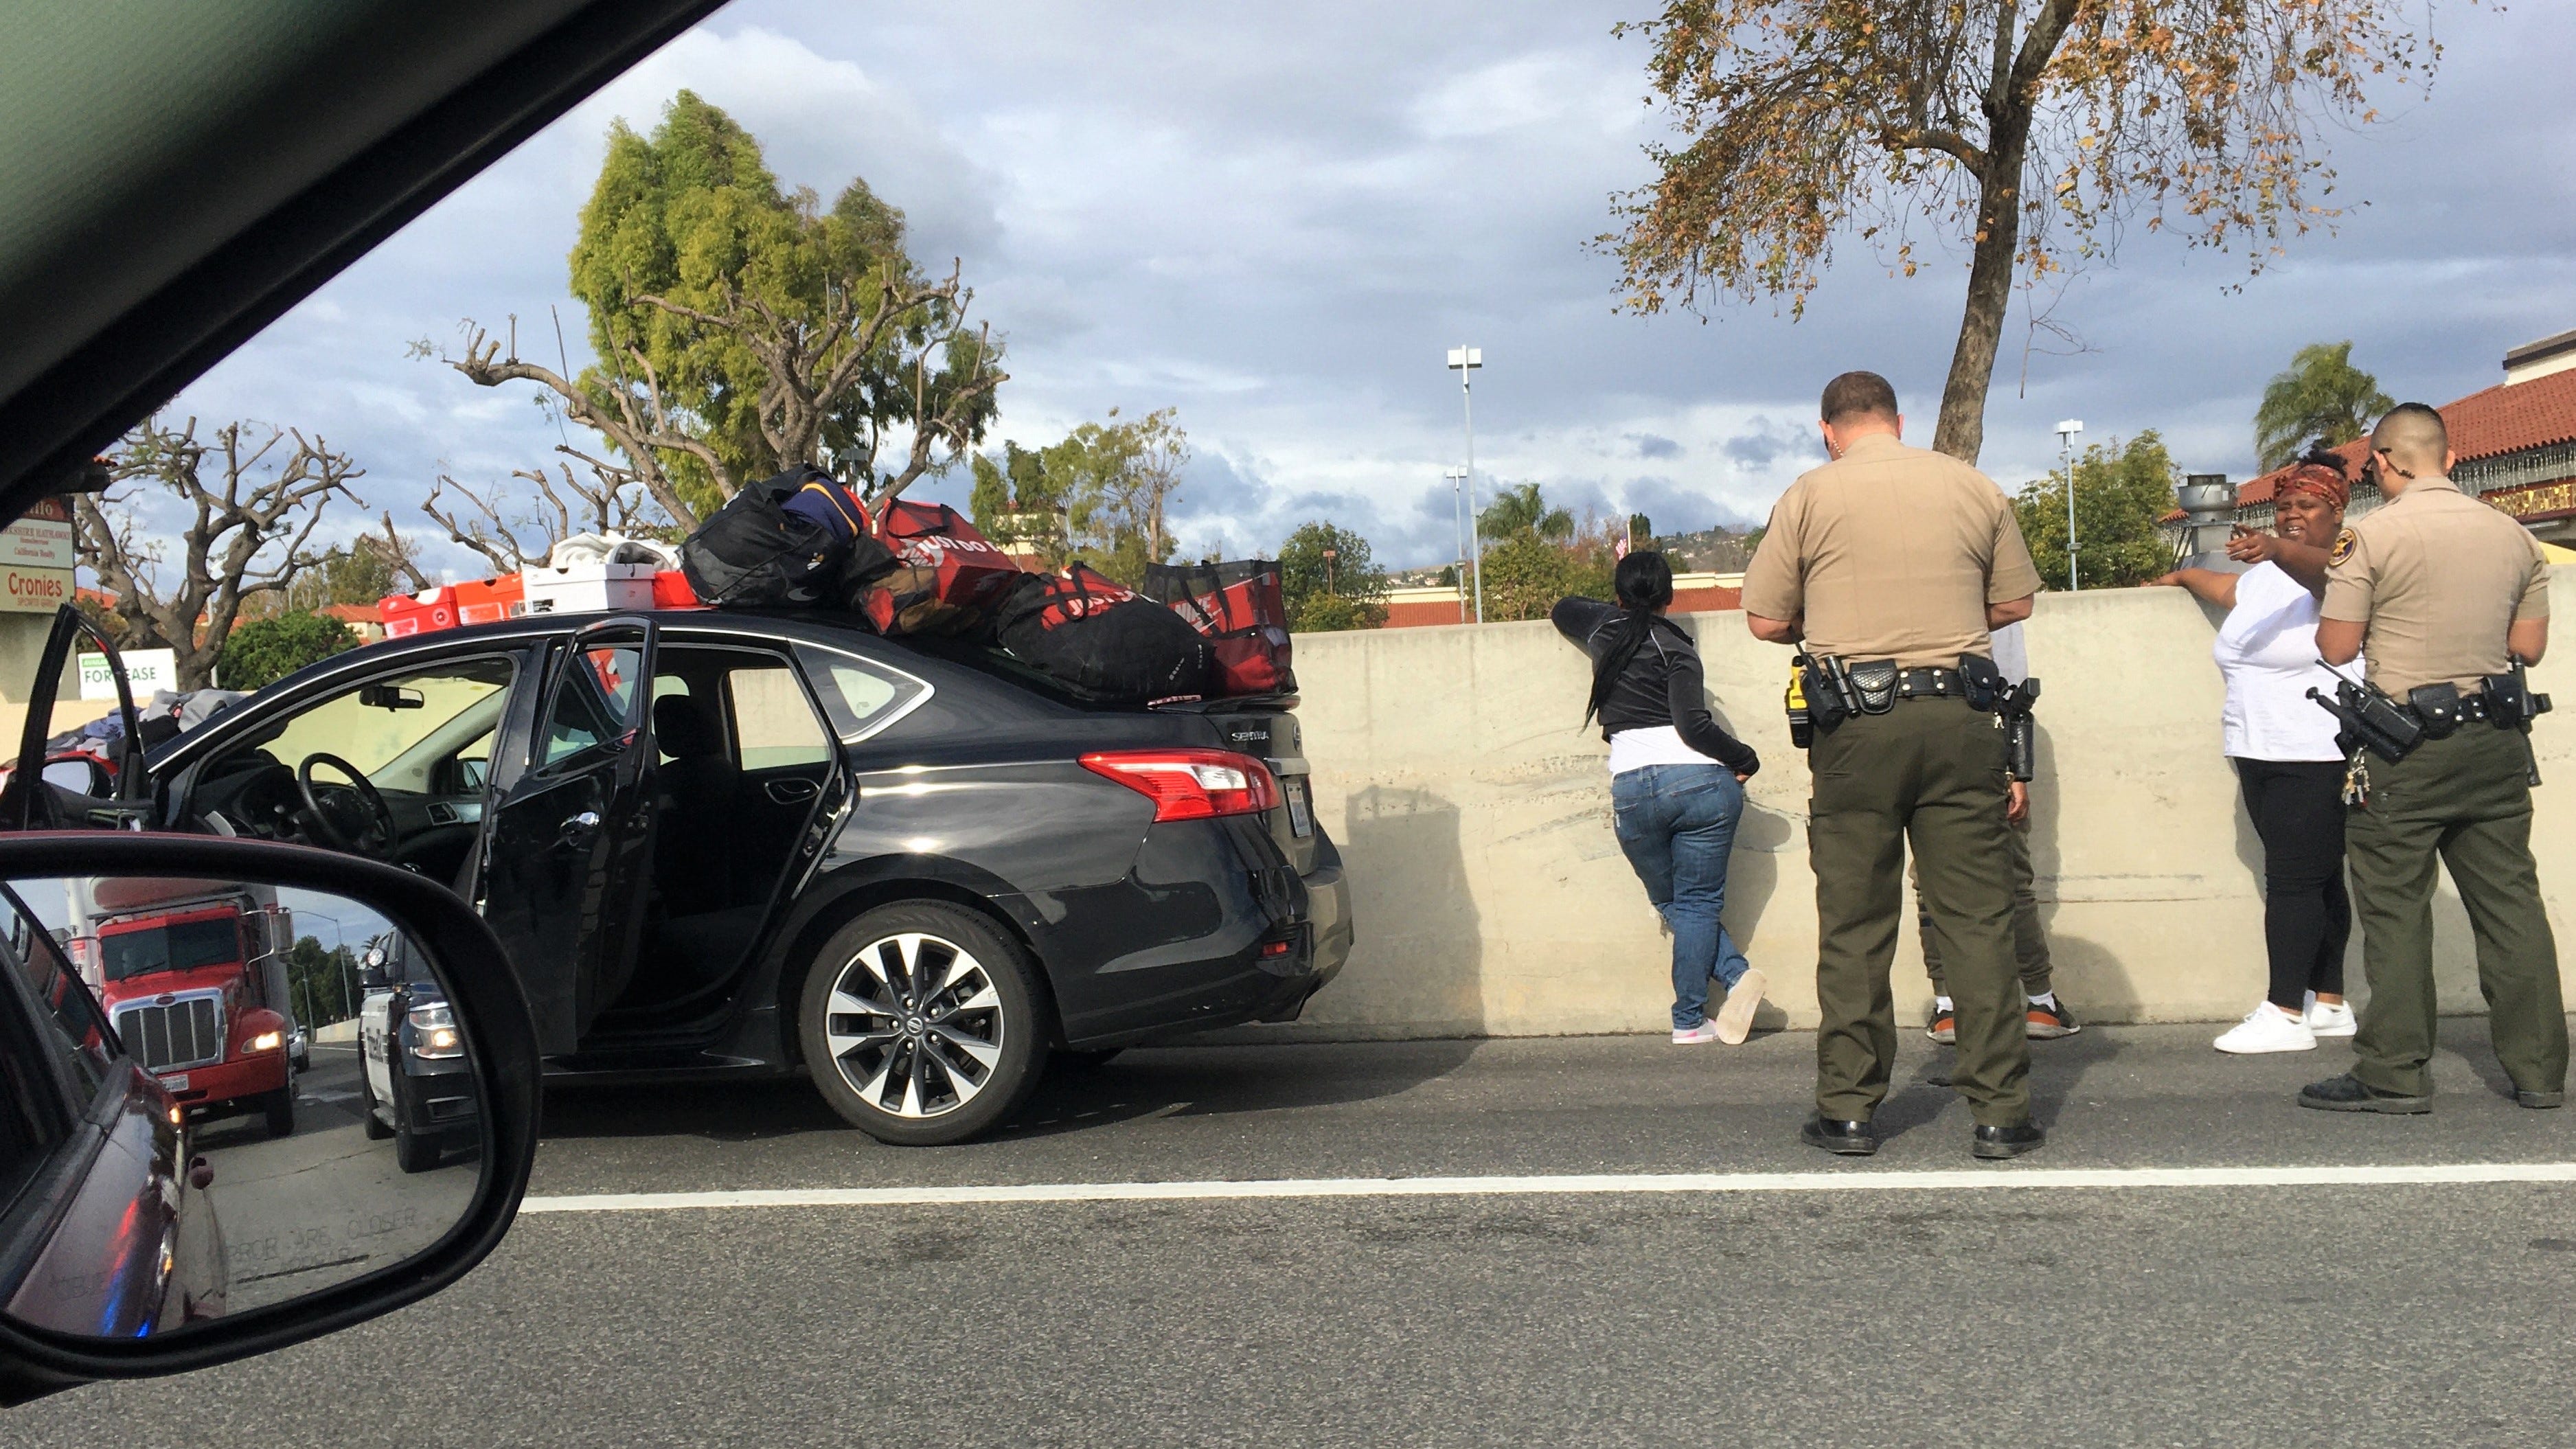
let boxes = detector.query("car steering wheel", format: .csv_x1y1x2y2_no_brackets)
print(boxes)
297,752,398,857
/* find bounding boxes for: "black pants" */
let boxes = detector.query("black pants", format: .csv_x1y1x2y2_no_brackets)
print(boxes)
2233,757,2350,1010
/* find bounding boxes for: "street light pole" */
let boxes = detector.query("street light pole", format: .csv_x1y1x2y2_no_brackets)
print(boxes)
2055,418,2084,591
1447,346,1485,624
1444,466,1469,623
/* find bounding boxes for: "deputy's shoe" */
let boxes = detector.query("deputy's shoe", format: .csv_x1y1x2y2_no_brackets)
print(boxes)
2297,1073,2431,1115
2026,997,2082,1039
1672,1020,1720,1045
1925,1005,1956,1045
1713,969,1768,1045
1800,1114,1878,1156
2303,992,2357,1038
2213,1003,2316,1055
1971,1120,2046,1160
2517,1088,2566,1110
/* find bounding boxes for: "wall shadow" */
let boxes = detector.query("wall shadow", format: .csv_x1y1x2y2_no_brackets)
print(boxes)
1707,700,1795,1031
2021,720,2141,1020
1329,785,1485,1034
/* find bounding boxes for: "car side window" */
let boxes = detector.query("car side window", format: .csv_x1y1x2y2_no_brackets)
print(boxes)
793,644,930,744
538,644,644,769
724,663,830,769
0,882,115,1097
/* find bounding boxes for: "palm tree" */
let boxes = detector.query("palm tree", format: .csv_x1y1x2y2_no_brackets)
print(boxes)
1478,482,1575,541
2254,341,2394,472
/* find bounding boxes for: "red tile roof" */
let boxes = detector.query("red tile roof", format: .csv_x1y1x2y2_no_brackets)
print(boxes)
318,601,383,625
2233,367,2576,508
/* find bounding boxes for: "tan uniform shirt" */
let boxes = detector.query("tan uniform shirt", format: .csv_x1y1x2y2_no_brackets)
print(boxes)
1741,433,2042,668
2320,476,2551,694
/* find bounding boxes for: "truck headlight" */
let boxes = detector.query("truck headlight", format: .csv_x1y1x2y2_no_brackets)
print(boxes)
248,1030,284,1053
406,1003,463,1060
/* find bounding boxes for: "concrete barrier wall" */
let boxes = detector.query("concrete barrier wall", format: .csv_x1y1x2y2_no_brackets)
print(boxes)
1281,572,2576,1039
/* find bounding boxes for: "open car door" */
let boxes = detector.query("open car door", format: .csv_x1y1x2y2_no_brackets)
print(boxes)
0,602,148,830
476,617,657,1054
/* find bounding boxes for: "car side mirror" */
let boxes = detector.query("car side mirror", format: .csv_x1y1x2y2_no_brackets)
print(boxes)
0,835,538,1405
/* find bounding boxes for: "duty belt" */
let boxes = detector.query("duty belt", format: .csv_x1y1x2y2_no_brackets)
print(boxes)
1891,667,1965,700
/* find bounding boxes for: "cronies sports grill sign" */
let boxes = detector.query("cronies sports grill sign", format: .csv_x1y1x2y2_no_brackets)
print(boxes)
1,564,72,613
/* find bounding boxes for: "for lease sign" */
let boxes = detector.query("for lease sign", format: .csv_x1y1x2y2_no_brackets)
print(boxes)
80,648,176,700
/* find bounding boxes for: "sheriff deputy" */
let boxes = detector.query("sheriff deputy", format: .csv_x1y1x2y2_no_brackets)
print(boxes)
2300,402,2566,1115
1743,370,2047,1160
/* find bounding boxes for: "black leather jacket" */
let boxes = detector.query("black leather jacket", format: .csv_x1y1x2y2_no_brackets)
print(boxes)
1551,597,1759,777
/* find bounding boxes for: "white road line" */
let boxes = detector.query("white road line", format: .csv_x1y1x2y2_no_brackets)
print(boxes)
519,1161,2576,1214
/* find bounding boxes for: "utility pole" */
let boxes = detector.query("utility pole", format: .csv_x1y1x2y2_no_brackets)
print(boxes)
1448,346,1484,623
1444,465,1469,623
2055,418,2084,591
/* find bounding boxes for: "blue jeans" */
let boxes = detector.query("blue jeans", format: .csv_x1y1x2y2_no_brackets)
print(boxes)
1610,763,1752,1029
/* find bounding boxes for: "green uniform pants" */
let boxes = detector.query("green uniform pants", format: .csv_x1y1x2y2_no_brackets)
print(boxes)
1809,698,2029,1126
1915,821,2051,999
2345,724,2567,1098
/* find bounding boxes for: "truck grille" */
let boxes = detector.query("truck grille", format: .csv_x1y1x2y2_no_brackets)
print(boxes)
115,996,224,1072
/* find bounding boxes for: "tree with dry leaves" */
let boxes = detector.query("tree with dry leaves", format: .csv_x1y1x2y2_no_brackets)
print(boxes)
73,417,366,689
446,91,1003,528
422,455,672,575
1604,1,2458,462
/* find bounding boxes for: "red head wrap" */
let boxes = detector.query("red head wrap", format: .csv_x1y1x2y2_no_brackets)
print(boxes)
2277,460,2349,513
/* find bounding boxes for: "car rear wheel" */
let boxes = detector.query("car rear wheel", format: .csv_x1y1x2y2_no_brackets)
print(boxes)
799,902,1048,1146
392,1088,442,1174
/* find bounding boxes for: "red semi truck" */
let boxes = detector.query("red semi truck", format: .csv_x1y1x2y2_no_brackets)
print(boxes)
76,878,299,1138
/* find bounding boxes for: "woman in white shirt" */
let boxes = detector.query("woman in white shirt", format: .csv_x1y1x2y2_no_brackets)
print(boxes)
2154,447,2357,1053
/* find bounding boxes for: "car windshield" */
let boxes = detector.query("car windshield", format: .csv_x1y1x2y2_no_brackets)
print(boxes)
98,915,237,983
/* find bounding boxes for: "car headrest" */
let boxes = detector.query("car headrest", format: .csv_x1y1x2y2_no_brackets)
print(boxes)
652,693,723,760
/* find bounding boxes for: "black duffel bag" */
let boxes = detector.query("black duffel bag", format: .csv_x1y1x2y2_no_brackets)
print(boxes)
996,564,1213,704
680,466,893,609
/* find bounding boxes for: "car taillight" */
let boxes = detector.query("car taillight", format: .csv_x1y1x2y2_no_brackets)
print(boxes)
1080,749,1281,821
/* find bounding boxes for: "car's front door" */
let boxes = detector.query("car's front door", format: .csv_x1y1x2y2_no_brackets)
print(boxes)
476,619,658,1055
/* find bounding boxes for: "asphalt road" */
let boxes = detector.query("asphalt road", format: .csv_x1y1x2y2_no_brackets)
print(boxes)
14,1020,2576,1446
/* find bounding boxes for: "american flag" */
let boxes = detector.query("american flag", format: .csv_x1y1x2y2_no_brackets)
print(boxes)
1613,532,1632,560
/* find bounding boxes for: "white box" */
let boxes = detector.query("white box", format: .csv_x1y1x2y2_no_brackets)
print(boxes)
521,561,657,615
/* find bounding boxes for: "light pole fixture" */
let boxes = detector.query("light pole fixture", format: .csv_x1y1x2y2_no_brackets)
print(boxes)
2055,418,2084,591
1448,346,1485,624
1321,547,1338,596
1444,465,1470,623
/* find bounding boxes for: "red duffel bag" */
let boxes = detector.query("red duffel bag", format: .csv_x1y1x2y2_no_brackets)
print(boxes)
1141,560,1296,697
862,499,1026,637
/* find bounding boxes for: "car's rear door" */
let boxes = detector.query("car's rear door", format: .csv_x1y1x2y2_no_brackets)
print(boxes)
475,618,657,1053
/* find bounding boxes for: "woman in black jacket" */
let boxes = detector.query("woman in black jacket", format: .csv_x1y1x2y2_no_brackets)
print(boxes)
1553,551,1766,1045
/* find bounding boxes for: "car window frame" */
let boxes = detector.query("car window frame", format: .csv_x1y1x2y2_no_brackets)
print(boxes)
790,641,934,746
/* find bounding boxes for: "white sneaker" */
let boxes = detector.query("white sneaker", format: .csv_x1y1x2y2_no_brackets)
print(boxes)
2303,993,2357,1038
2213,1004,2317,1054
1713,968,1768,1045
1672,1020,1720,1045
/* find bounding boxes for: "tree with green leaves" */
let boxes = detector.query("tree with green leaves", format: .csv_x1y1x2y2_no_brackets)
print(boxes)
1478,482,1575,543
219,612,358,690
970,409,1188,586
448,91,1004,526
2014,431,2183,591
1278,522,1390,632
2254,341,2393,472
1606,2,2452,464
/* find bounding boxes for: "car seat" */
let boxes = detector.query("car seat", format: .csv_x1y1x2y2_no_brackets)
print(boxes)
650,692,742,913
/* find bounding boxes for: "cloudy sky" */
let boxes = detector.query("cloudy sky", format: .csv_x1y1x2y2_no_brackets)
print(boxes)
161,0,2576,579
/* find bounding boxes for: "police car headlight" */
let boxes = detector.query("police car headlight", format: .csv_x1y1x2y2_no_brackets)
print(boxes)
248,1030,284,1053
406,1003,463,1060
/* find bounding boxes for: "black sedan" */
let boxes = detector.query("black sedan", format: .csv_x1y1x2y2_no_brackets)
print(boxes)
122,608,1352,1145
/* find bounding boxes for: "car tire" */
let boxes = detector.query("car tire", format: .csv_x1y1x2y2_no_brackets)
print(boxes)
393,1087,442,1174
359,1071,394,1140
261,1084,295,1139
799,902,1049,1147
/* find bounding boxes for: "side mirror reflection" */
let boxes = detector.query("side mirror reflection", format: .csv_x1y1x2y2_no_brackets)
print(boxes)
0,874,487,1339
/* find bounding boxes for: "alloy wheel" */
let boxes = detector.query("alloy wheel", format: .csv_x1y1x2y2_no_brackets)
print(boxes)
821,931,1005,1118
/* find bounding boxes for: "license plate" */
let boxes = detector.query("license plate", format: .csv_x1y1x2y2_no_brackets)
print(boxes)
156,1073,190,1092
1285,777,1313,837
